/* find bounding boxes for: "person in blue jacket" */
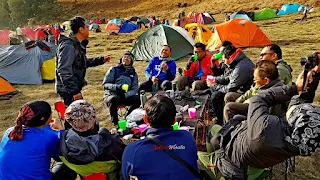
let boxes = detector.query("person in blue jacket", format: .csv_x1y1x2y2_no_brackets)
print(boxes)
121,95,199,180
139,45,177,93
0,100,61,180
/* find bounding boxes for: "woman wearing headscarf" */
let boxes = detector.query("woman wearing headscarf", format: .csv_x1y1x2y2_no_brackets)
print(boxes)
0,100,61,180
52,100,126,180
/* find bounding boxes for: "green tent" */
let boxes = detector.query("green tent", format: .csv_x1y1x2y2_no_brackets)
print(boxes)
253,8,277,21
132,25,194,61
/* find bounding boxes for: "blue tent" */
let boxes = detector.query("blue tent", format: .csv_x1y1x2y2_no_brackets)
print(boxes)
230,13,252,21
110,18,122,26
277,3,300,16
118,22,138,33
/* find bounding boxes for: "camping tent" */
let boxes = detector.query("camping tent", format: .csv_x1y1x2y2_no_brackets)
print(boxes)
21,28,36,41
89,23,99,31
203,12,216,23
185,23,212,45
62,21,71,31
188,12,212,24
230,10,254,21
207,19,271,51
0,41,56,84
132,25,194,61
277,3,300,15
109,18,122,26
0,76,17,98
0,30,12,45
254,8,277,21
118,22,138,33
105,22,120,31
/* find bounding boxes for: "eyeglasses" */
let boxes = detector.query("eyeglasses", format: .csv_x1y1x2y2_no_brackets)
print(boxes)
260,52,274,57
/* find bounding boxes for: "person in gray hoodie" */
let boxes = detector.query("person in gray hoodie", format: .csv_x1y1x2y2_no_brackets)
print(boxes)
103,51,140,126
56,16,110,107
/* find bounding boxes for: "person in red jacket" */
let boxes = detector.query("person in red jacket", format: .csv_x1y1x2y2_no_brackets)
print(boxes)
178,42,219,90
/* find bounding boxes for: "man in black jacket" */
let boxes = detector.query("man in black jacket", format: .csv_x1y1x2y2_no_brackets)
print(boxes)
56,16,110,106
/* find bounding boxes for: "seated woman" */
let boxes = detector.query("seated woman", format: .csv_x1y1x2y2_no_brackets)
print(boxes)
103,51,140,126
0,100,60,180
52,100,126,180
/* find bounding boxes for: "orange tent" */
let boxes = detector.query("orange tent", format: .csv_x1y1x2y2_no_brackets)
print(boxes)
0,76,17,97
105,23,120,31
207,19,271,51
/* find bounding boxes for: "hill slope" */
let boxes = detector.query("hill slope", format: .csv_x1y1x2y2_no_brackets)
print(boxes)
58,0,318,19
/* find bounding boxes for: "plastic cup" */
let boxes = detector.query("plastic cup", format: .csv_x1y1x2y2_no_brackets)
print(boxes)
179,126,189,131
139,124,148,133
193,55,198,61
207,75,214,82
172,122,179,130
122,84,129,92
118,120,127,130
214,52,223,59
188,108,196,118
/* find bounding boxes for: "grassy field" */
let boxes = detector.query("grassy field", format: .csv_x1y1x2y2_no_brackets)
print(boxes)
1,1,320,179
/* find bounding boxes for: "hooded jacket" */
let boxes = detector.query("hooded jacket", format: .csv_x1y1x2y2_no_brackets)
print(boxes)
218,85,301,169
276,59,293,85
212,49,254,94
102,63,138,98
59,126,126,177
55,35,105,95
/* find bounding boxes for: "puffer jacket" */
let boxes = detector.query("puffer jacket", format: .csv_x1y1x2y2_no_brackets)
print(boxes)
212,50,254,94
219,85,300,169
102,64,138,98
55,35,105,95
59,126,126,165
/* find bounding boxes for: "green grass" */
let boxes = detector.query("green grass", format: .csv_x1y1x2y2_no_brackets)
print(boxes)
1,8,320,180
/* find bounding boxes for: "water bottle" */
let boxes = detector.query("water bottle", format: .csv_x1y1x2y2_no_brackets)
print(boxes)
140,90,147,108
172,81,177,92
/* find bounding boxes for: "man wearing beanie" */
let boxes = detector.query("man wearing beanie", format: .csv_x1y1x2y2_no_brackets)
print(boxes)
103,51,140,126
52,100,126,180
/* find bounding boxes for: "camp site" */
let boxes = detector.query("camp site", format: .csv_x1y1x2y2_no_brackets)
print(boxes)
0,0,320,179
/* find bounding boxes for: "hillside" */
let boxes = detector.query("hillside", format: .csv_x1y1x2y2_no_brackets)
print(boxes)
58,0,318,19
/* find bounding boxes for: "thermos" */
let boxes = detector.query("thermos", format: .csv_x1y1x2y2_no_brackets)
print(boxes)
140,90,147,108
172,81,177,92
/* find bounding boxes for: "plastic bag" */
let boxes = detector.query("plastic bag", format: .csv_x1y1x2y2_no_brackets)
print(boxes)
126,108,145,123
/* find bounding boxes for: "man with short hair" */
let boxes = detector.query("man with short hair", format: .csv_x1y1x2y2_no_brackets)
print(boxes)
207,41,254,124
121,95,199,180
260,44,293,85
139,45,176,93
178,42,219,91
223,60,285,122
56,16,110,107
103,51,140,126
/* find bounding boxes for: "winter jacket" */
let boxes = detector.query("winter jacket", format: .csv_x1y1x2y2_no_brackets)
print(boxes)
102,64,138,98
55,35,105,95
145,56,176,82
122,128,199,180
276,59,293,85
219,85,300,169
212,51,254,94
236,78,285,116
184,53,218,81
59,125,126,178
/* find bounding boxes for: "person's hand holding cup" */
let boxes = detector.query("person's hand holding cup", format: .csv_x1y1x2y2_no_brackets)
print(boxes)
206,75,216,88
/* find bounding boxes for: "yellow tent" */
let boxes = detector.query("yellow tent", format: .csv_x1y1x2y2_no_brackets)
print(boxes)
185,23,212,45
41,58,55,81
62,21,71,31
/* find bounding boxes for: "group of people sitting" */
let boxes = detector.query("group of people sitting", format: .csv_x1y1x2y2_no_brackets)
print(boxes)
1,16,320,180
